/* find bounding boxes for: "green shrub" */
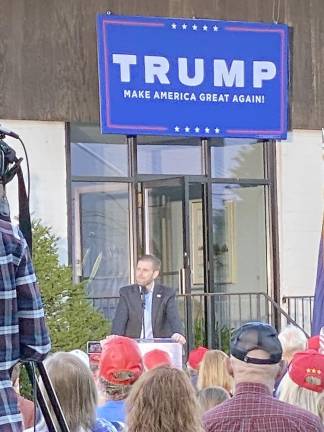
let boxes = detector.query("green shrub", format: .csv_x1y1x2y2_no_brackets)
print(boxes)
213,323,234,354
32,219,108,351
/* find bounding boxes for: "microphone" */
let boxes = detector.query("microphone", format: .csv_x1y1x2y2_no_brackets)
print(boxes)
0,125,20,140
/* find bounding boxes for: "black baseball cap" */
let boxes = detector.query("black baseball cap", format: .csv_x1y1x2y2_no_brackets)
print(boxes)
230,322,282,365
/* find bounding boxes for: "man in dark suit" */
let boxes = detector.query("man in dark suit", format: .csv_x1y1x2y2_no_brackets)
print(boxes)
112,254,186,344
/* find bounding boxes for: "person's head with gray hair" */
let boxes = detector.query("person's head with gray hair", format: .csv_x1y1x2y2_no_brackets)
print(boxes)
228,322,285,392
203,322,324,431
278,325,307,364
197,386,230,413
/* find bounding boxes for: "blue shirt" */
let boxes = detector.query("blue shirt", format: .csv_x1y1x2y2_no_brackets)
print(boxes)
140,283,154,339
94,418,125,432
96,400,126,423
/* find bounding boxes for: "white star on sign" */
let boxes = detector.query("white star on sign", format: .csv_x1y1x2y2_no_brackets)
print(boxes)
205,127,210,133
192,24,198,30
213,25,218,31
214,128,220,133
174,126,180,132
195,127,200,133
171,23,177,29
185,126,190,132
182,23,187,30
203,25,208,31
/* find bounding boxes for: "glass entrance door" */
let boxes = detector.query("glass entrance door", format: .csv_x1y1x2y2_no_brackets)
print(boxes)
141,178,207,291
140,177,207,348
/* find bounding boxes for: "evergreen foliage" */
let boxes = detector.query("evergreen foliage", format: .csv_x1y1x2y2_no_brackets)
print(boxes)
32,219,108,352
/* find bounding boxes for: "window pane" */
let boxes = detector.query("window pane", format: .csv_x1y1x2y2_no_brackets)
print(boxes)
137,136,202,175
143,183,184,289
72,182,130,301
70,124,128,177
212,183,268,326
211,139,264,178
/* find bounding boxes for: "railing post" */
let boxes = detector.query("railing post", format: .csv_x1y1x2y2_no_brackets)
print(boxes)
96,293,312,348
256,294,261,321
206,294,213,349
265,294,270,326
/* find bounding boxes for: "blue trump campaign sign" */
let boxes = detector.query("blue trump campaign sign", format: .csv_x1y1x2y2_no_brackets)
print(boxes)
97,15,288,139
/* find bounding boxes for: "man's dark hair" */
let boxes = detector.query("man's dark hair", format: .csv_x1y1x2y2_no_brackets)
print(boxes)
138,254,161,271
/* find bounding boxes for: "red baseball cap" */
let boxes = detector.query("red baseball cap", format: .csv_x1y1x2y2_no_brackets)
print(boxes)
289,349,324,393
143,349,172,370
99,336,143,385
187,346,208,370
307,335,320,351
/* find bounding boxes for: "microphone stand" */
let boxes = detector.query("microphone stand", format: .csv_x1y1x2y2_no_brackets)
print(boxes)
140,285,146,339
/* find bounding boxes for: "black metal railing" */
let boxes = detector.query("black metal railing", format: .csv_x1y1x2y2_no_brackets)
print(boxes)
282,295,314,335
90,291,307,351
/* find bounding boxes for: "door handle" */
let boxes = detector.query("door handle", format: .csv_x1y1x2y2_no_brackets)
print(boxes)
179,268,186,295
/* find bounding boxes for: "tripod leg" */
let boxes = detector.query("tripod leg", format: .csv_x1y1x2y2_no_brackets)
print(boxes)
24,362,70,432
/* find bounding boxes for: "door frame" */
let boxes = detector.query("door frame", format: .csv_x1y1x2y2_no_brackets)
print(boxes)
138,176,211,292
137,175,210,350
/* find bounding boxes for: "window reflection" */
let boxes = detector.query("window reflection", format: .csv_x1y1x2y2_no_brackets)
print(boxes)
212,183,268,329
143,183,184,289
212,183,267,294
137,136,202,175
70,124,128,177
71,142,128,177
211,139,264,178
72,182,130,301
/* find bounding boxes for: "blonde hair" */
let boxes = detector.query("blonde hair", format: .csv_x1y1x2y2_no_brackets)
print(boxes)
41,352,97,432
197,350,233,393
197,386,230,413
278,325,307,363
126,366,204,432
279,373,322,418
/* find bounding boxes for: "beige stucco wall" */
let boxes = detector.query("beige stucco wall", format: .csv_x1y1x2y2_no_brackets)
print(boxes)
277,130,324,299
1,119,68,263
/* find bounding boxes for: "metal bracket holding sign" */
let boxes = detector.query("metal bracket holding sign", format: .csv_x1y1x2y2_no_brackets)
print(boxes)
97,15,288,139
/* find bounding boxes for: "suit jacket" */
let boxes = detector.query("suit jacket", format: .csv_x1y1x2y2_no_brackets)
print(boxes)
111,283,184,338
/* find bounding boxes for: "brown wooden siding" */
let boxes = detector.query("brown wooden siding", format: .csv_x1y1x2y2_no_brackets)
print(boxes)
0,0,323,129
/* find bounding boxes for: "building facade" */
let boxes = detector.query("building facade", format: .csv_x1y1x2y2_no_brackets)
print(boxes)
1,0,324,340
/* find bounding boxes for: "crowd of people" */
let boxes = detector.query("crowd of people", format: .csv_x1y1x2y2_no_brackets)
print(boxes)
11,321,324,431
